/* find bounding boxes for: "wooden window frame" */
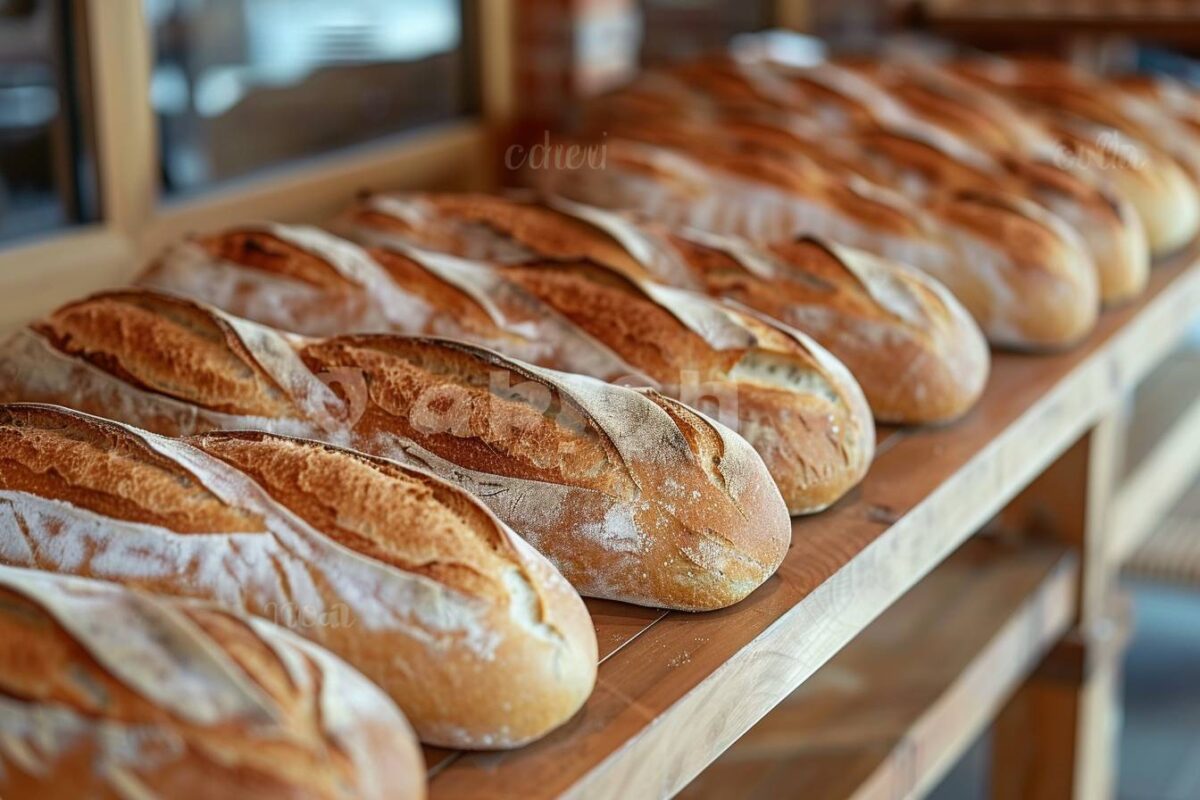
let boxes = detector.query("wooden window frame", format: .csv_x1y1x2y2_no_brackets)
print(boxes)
0,0,513,331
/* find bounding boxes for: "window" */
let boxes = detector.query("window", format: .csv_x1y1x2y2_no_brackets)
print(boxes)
0,0,100,244
145,0,478,196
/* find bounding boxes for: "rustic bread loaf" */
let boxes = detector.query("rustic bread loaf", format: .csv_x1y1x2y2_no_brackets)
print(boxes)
0,402,597,748
946,57,1200,256
0,564,424,800
601,59,1148,306
657,228,989,425
145,221,873,513
342,192,987,424
523,133,1098,349
347,198,875,511
0,296,791,610
138,224,647,382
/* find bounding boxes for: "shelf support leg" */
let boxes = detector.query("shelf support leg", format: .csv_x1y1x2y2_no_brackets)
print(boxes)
990,414,1128,800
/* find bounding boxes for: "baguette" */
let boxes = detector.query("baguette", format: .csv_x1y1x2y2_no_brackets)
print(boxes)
597,69,1146,307
138,223,648,383
526,134,1098,349
0,295,791,610
0,403,596,749
143,223,873,513
342,192,987,425
0,564,424,799
947,57,1200,256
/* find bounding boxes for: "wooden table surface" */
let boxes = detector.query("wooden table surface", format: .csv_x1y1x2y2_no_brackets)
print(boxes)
426,246,1200,800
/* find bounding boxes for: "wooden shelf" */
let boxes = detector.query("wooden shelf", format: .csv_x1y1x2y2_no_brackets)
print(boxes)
427,247,1200,800
678,537,1078,800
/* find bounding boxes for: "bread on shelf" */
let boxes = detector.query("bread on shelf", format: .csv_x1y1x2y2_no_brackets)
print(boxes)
0,563,425,799
142,225,874,513
0,296,792,611
525,133,1099,350
342,191,988,425
0,403,597,748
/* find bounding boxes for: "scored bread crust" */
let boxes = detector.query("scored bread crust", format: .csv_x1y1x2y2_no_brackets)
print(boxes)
667,228,989,424
144,218,872,513
342,190,986,426
829,57,1150,305
0,295,792,610
343,196,877,509
523,132,1097,350
945,58,1200,257
0,565,425,800
138,225,648,383
0,402,597,749
594,59,1147,308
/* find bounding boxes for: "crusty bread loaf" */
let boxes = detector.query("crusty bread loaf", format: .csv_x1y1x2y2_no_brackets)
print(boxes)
0,296,791,610
523,133,1098,349
946,57,1200,257
342,191,987,425
0,403,597,748
138,224,648,383
143,222,873,513
657,228,989,425
600,58,1148,307
0,564,424,800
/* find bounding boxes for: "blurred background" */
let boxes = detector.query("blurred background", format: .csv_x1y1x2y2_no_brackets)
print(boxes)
0,2,1197,798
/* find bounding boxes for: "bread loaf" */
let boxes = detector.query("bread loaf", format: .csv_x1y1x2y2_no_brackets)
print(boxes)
947,57,1200,256
0,564,424,799
0,295,791,610
0,402,597,748
602,56,1149,306
142,224,873,513
524,133,1098,349
342,191,987,424
138,223,649,383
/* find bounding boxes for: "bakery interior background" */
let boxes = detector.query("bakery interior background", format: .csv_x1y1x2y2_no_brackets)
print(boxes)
1,2,1199,799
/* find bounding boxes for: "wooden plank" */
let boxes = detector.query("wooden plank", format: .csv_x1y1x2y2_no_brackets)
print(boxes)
425,241,1200,798
993,633,1126,800
678,538,1078,800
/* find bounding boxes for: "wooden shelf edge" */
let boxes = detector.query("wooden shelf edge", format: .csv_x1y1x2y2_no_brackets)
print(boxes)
679,539,1078,800
1109,391,1200,566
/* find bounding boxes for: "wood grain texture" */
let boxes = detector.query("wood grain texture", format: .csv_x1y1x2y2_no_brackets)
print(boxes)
677,537,1078,800
428,247,1200,799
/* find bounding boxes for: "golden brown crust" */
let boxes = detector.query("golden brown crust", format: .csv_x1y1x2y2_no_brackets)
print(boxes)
0,403,598,749
667,232,989,423
0,569,424,800
187,431,527,604
195,229,357,291
32,291,298,418
0,404,265,533
0,288,792,610
342,195,875,512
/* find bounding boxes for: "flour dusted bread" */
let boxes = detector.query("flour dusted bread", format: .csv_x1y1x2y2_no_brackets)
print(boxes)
514,133,1098,349
342,191,987,424
0,295,791,610
595,58,1147,307
138,224,647,382
660,228,989,424
0,403,597,748
147,218,872,513
946,57,1200,257
0,565,424,800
